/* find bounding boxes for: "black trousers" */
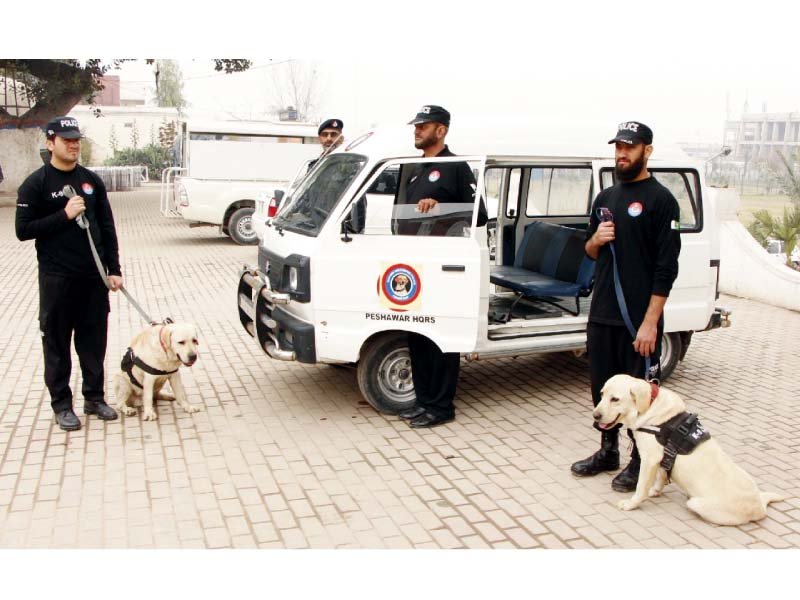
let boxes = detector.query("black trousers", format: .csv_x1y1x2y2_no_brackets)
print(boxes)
586,321,663,409
407,332,459,419
39,272,110,413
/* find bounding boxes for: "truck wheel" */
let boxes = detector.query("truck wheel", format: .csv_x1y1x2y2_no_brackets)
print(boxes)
659,332,682,381
357,333,416,414
228,207,257,245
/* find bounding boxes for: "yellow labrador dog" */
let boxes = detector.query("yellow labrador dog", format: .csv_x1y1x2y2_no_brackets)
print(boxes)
594,374,782,526
114,322,202,421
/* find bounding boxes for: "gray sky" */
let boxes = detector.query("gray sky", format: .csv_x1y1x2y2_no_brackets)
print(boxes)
12,0,800,151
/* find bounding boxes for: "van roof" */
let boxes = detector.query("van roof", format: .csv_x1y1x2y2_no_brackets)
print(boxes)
340,124,698,166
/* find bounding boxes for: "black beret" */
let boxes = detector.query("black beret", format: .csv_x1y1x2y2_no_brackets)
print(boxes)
318,119,343,135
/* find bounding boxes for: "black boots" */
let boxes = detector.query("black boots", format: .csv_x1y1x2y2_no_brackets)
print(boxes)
571,429,620,476
84,400,118,420
611,439,640,492
55,408,81,431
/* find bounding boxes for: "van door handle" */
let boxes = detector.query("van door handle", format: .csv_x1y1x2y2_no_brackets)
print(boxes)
442,265,466,272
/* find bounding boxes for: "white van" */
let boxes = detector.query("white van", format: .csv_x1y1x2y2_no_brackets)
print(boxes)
163,120,322,244
236,127,731,413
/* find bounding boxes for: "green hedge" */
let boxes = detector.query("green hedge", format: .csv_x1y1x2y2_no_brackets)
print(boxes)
104,144,173,180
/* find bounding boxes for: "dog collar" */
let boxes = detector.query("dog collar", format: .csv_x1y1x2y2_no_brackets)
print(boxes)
650,381,659,401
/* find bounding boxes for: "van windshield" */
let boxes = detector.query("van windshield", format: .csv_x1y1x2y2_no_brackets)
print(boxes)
273,153,368,237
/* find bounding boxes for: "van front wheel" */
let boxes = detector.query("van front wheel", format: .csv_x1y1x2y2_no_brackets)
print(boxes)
659,332,682,381
357,333,417,414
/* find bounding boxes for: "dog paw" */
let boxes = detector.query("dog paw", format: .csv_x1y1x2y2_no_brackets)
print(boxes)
184,404,202,414
120,406,137,416
648,488,662,498
618,499,639,511
142,409,158,421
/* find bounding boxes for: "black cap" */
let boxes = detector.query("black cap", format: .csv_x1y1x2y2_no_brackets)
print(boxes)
608,121,653,145
408,105,450,127
318,118,343,135
44,116,82,139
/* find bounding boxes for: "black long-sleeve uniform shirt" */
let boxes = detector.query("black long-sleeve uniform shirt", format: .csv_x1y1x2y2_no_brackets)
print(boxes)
586,176,681,328
15,162,122,277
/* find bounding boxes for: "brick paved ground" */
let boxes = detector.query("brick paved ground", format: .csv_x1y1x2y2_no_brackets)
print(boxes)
0,186,798,549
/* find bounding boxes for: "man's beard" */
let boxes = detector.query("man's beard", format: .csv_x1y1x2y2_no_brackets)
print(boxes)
414,133,437,150
615,153,646,181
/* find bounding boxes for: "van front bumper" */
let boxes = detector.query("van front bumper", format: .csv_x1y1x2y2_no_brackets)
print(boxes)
237,266,316,363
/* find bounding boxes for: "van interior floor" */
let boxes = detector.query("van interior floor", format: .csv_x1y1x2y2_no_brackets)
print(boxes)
488,293,592,324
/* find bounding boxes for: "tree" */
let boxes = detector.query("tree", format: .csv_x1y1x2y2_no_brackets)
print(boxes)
153,60,186,112
0,59,252,128
748,206,800,268
268,60,321,122
776,149,800,205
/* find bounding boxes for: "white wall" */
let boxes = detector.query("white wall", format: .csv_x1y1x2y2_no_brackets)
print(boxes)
0,128,46,193
716,188,800,312
69,105,180,164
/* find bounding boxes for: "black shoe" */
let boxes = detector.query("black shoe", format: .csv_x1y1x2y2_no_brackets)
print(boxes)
611,446,640,492
55,409,81,431
398,405,426,420
84,400,118,420
571,430,620,476
408,412,454,428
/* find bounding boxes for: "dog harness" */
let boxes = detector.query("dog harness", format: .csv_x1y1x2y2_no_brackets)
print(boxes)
121,347,178,389
637,412,711,479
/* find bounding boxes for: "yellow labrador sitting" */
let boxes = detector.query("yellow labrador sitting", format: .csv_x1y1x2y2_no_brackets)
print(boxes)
594,374,782,526
114,322,202,421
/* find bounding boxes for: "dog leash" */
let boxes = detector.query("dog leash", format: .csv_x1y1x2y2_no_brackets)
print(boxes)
64,185,160,325
597,207,652,380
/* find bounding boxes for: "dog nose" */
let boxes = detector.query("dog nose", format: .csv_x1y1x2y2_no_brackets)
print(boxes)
188,353,197,362
592,410,601,421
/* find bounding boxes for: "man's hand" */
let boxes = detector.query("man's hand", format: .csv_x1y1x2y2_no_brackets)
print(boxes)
108,275,123,292
593,221,615,245
633,320,658,357
417,198,439,213
64,196,86,220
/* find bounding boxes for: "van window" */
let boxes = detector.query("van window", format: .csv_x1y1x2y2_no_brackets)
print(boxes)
526,167,593,216
355,159,483,237
273,153,368,237
600,168,702,232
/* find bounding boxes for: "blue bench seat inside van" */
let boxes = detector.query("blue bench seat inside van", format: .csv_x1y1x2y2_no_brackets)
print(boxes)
490,221,595,316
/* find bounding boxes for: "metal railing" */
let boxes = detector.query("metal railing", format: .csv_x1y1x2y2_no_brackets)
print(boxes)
88,166,148,191
160,167,186,217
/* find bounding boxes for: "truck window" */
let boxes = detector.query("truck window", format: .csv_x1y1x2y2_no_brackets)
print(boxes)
526,167,593,216
273,153,368,237
600,168,701,231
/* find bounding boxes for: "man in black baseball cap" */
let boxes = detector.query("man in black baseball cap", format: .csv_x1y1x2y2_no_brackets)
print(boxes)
16,114,123,431
571,119,681,492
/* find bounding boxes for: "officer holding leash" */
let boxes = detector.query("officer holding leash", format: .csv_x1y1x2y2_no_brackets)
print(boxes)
16,116,122,431
397,105,486,428
571,121,681,491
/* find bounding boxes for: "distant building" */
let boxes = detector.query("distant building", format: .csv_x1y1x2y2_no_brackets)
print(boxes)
724,108,800,163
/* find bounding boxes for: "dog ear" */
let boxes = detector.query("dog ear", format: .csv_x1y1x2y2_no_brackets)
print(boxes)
630,378,652,414
162,325,173,353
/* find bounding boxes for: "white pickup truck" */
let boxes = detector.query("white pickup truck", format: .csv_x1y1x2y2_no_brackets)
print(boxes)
163,120,322,244
237,126,731,413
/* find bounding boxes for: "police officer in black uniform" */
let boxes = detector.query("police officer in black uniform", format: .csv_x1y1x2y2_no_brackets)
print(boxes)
307,118,343,172
16,116,123,431
571,121,681,491
397,105,486,428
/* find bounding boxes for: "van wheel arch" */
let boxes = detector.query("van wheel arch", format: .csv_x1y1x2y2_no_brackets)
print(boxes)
357,331,418,414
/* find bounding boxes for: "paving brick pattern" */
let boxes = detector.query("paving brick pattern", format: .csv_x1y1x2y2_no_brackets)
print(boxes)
0,186,797,548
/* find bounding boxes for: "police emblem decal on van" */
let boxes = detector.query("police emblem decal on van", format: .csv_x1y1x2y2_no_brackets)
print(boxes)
379,264,422,310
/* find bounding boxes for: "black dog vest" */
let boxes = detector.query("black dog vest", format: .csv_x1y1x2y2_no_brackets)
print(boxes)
121,347,178,389
638,412,711,479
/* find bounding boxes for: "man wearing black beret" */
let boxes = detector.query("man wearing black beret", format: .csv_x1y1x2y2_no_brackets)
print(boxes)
308,118,344,172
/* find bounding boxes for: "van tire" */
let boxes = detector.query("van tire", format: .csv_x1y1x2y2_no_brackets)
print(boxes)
659,332,682,381
357,333,417,414
228,207,257,245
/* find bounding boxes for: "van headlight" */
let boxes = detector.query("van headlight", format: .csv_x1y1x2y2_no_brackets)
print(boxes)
289,266,298,291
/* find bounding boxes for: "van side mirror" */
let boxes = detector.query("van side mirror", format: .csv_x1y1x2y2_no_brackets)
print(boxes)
341,196,367,242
